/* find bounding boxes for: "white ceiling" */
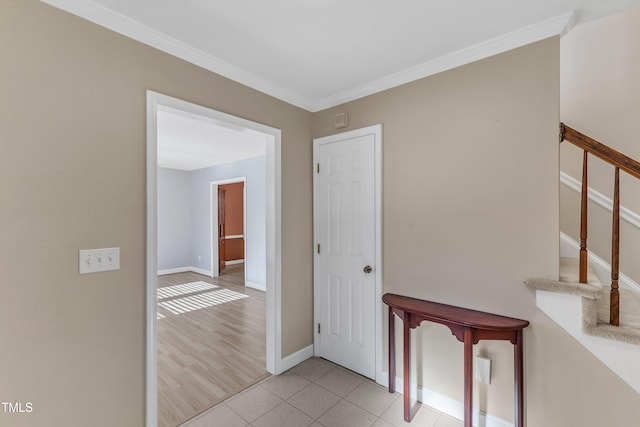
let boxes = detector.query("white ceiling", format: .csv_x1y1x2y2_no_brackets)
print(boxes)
157,107,266,171
44,0,640,111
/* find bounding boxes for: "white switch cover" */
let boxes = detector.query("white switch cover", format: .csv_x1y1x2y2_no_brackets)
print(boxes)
79,247,120,274
475,356,492,384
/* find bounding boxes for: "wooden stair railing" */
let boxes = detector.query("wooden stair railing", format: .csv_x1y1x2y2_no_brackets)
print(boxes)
560,123,640,326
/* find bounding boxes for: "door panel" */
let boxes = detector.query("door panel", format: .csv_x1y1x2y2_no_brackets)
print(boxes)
218,188,226,273
317,133,376,379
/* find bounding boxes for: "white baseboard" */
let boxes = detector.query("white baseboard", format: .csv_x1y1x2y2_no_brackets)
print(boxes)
390,374,512,427
280,345,314,372
190,266,213,276
157,266,212,277
245,281,266,292
225,259,245,266
157,267,191,275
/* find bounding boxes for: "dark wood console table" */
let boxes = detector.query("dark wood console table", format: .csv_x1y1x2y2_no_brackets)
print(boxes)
383,293,529,426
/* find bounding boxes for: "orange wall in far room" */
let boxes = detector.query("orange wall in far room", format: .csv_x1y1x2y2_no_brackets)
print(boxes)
220,182,244,261
225,239,244,261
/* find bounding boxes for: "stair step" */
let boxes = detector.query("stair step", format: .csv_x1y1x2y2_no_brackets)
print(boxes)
558,257,600,285
587,288,640,344
525,258,602,299
526,257,640,345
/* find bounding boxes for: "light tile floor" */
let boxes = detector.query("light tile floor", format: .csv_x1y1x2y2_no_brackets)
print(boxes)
182,357,463,427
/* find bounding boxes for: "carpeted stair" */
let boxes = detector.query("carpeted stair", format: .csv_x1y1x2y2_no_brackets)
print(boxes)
526,258,640,345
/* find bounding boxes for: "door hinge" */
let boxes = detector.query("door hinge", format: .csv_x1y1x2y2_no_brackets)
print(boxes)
317,323,321,334
317,163,320,174
317,243,320,254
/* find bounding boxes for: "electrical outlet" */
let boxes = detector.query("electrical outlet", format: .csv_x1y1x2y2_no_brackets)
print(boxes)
476,356,491,384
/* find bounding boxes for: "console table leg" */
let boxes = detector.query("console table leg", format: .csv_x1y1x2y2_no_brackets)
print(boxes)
403,313,411,422
514,329,524,427
389,307,395,394
463,327,473,427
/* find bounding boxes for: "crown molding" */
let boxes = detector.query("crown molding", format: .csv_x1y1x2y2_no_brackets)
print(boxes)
40,0,313,111
309,12,575,111
41,1,575,113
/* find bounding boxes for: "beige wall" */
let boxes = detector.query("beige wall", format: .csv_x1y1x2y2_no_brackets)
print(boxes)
0,1,312,426
560,7,640,283
313,37,640,425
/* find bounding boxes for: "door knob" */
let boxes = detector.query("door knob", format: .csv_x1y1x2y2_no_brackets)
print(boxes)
363,265,372,274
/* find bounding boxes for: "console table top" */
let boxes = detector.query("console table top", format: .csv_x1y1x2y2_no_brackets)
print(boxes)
383,292,529,331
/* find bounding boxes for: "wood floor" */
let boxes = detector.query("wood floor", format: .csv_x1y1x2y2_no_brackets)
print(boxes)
157,264,268,427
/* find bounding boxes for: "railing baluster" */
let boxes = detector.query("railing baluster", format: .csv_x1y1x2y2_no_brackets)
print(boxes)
580,150,588,284
610,167,620,326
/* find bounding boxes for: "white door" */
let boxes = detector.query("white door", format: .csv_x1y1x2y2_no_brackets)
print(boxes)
313,125,381,380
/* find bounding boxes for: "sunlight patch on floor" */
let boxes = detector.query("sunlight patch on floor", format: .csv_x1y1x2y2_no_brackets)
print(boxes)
157,280,219,299
158,288,248,315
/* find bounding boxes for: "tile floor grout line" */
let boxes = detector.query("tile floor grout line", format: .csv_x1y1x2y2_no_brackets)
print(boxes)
285,377,332,421
180,357,463,427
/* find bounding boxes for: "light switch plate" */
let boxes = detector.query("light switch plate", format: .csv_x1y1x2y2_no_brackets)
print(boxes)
79,247,120,274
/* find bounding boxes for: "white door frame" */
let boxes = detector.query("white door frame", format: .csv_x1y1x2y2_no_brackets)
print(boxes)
146,91,282,427
312,124,384,385
211,177,247,279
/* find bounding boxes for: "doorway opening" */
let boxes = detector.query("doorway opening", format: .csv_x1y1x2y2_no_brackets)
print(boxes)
146,91,282,427
211,177,247,281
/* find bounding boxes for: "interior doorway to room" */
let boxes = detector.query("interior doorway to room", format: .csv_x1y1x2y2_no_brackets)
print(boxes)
146,92,282,427
218,185,227,274
211,178,247,281
156,112,264,427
